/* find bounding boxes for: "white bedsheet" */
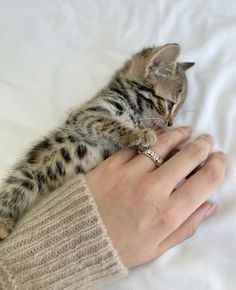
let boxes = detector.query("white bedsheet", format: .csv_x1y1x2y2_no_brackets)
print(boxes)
0,0,236,289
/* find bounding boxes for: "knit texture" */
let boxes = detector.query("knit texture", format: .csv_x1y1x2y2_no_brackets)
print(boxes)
0,175,128,289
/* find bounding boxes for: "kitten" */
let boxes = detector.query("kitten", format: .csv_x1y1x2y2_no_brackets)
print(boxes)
0,43,194,239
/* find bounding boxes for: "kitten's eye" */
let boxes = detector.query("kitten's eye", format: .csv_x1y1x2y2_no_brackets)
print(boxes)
178,88,182,94
167,100,175,112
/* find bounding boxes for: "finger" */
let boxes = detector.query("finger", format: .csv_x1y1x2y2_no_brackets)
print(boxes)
156,202,217,257
102,128,165,165
127,126,192,172
165,152,227,233
109,148,137,165
109,128,180,164
151,134,213,193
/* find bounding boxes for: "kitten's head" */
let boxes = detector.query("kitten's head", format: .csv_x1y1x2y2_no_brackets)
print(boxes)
123,43,194,127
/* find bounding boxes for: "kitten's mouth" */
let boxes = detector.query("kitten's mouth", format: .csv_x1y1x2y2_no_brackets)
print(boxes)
144,118,167,131
153,125,164,134
153,124,160,130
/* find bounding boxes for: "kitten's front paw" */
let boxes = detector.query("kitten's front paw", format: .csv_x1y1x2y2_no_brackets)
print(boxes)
139,128,157,148
124,128,157,148
0,217,14,240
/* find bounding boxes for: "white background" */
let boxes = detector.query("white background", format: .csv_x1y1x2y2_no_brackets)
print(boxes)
0,1,236,289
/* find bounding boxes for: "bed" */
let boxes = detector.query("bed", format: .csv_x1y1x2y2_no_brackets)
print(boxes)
0,0,235,289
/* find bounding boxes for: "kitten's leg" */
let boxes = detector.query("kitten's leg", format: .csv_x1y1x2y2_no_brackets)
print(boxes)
116,127,157,148
85,116,157,148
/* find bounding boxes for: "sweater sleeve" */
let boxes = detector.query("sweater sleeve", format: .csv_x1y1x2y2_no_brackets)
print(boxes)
0,175,128,290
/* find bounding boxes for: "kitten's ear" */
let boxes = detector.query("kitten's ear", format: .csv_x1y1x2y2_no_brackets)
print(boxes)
179,62,195,71
145,43,181,78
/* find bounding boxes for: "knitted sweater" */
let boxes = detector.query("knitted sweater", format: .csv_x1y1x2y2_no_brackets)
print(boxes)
0,175,128,289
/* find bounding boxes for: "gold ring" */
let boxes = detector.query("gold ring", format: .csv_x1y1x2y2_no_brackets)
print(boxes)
138,148,163,167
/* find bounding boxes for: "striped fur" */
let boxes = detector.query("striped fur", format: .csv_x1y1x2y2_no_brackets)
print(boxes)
0,43,194,239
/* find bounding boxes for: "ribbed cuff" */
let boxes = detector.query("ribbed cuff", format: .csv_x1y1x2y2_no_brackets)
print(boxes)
0,175,128,290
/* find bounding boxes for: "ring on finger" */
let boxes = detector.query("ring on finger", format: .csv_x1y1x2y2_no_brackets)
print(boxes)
138,148,163,167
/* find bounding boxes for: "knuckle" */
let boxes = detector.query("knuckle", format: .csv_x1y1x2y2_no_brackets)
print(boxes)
158,133,172,148
156,211,172,230
176,127,189,137
103,157,117,171
158,127,190,150
186,223,196,239
186,141,208,160
137,209,158,231
203,163,224,185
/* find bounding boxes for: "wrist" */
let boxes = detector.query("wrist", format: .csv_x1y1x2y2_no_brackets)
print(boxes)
0,175,128,290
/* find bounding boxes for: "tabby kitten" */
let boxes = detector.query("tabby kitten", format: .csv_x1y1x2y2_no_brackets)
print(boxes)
0,43,194,239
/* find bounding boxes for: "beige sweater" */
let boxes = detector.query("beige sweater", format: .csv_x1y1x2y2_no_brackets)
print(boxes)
0,175,128,289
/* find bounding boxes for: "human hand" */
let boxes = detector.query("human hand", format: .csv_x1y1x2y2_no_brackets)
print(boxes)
86,127,227,268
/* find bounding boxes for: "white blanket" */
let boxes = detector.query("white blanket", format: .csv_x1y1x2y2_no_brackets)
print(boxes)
0,1,235,289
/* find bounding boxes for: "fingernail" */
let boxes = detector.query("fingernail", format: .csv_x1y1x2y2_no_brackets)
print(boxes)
199,134,212,143
214,151,227,162
204,204,217,219
182,126,192,133
200,134,212,139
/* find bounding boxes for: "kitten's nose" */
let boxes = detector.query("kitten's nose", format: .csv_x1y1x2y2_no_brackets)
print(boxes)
167,120,173,126
166,113,174,127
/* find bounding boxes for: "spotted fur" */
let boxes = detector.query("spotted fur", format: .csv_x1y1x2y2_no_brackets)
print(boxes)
0,43,194,239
